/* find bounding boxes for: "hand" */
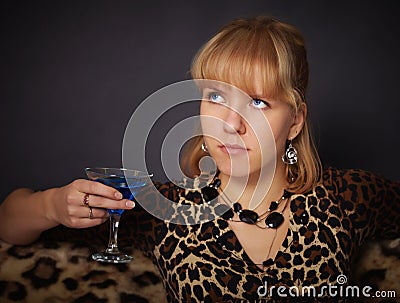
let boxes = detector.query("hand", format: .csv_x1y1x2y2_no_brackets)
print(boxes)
48,179,135,228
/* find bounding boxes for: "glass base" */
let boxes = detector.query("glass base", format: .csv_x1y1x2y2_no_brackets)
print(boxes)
92,251,133,263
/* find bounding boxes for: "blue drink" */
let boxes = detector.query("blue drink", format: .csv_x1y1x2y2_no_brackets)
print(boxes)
85,168,152,263
96,176,147,215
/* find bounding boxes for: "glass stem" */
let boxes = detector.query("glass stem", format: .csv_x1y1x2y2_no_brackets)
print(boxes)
106,213,121,254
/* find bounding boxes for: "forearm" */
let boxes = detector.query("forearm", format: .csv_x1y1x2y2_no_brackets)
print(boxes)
0,179,135,246
0,188,60,245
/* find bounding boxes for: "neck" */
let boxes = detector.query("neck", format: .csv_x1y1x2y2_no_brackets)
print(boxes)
218,165,288,210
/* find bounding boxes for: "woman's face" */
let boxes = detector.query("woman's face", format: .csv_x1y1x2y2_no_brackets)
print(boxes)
200,78,301,179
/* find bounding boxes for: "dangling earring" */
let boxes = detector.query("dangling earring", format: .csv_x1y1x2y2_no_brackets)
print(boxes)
282,139,298,165
201,141,208,153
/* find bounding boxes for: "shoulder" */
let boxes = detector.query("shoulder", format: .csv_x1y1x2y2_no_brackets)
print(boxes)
321,167,399,200
323,167,378,183
322,166,395,185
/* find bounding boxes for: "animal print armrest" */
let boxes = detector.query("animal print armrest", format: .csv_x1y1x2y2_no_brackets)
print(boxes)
352,238,400,302
0,239,165,303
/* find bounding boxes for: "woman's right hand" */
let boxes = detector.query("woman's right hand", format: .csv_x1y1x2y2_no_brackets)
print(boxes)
0,177,137,245
48,179,135,229
0,179,129,245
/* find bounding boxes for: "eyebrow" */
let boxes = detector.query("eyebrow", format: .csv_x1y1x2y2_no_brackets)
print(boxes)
202,84,229,93
249,93,265,99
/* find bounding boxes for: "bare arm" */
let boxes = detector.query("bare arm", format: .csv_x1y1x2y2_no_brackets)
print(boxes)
0,179,135,245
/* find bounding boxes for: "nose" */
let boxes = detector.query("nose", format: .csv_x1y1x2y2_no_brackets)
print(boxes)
222,106,246,134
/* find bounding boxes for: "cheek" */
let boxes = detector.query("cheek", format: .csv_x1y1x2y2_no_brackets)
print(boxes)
199,101,212,122
250,112,292,155
269,116,292,154
200,103,224,143
201,117,221,143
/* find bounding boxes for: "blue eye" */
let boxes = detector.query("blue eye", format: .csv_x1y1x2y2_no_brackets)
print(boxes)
251,98,269,109
208,92,224,103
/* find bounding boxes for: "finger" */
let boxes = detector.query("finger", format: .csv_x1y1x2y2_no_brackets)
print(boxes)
82,195,135,210
63,207,108,229
80,206,109,220
100,198,135,210
72,179,123,200
76,217,108,228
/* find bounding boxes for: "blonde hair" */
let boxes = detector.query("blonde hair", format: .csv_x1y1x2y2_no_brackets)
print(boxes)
181,16,322,193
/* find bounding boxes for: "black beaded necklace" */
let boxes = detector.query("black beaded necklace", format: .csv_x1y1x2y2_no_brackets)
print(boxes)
202,178,292,229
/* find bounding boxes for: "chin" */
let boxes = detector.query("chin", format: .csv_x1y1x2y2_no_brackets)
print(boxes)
215,162,257,178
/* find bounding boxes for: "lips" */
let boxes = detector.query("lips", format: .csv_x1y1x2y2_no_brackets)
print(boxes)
219,143,249,155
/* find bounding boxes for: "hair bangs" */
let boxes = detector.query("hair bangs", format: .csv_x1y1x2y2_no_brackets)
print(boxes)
191,27,286,102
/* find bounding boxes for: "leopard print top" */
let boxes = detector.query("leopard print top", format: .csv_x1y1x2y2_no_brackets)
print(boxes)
41,168,400,302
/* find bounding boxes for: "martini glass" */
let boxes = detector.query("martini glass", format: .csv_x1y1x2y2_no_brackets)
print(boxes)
85,167,152,263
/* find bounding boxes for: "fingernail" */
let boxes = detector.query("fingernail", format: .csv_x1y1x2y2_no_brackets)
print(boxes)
126,200,135,208
115,192,122,199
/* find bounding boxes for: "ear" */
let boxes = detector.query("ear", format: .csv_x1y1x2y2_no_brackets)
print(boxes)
288,103,306,140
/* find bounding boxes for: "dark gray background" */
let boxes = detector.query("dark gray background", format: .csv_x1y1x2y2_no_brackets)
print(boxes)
1,0,399,201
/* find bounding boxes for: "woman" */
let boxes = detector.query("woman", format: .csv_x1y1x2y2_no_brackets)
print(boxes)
1,16,399,302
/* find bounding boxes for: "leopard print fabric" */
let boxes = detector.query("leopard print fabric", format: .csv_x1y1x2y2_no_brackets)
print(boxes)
0,239,165,303
36,168,400,302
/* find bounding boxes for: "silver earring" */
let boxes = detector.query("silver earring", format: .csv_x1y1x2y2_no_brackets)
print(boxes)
282,140,298,165
201,142,208,153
